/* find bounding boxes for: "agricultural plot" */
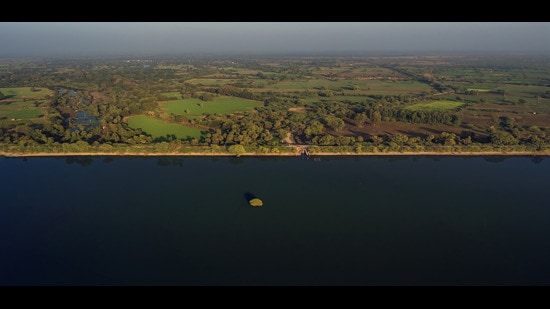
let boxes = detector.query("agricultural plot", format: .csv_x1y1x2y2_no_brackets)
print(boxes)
357,80,433,96
304,94,375,104
161,96,260,117
0,106,44,119
0,87,52,120
186,78,237,86
437,66,550,86
186,78,272,89
155,64,194,70
450,83,550,115
461,84,547,100
407,61,550,121
160,92,183,100
127,115,203,140
215,67,260,75
267,79,340,90
466,87,492,92
312,64,402,79
404,100,465,112
1,87,53,99
258,78,433,96
461,101,546,119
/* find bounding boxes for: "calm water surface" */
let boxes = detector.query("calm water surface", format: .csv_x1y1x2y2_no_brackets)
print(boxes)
0,155,548,285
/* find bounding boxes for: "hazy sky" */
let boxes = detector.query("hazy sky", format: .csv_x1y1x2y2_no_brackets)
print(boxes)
1,22,549,56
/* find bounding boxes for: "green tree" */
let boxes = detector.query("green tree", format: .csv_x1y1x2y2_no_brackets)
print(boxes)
371,135,383,145
324,116,345,132
304,120,325,137
527,135,544,150
228,144,246,155
490,131,518,145
337,136,353,146
391,134,409,146
425,134,435,144
371,110,382,126
440,132,458,146
502,116,515,131
318,134,336,146
354,113,368,128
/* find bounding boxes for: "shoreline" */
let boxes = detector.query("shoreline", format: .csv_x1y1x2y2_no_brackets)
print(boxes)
1,150,548,158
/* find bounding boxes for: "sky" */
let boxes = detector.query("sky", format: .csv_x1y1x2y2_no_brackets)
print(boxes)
0,22,549,57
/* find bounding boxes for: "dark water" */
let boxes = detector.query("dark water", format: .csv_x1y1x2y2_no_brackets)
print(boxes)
0,155,549,286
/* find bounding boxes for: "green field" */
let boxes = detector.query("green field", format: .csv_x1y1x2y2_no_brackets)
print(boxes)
0,101,45,120
467,88,492,92
404,100,465,112
127,116,203,140
304,94,376,104
0,101,44,119
161,92,183,99
162,96,260,116
1,107,44,119
263,79,432,96
0,87,51,119
0,87,53,99
268,79,331,90
186,79,236,86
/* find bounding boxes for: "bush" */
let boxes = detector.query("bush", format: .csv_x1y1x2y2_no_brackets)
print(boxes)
228,144,246,155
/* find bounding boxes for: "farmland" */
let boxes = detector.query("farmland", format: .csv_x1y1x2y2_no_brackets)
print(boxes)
127,115,204,140
404,101,465,112
0,53,549,154
161,95,260,118
0,87,52,120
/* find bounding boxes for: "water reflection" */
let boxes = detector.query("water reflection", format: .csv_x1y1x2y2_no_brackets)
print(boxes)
482,156,508,163
103,157,115,164
65,156,93,167
229,157,245,165
531,156,545,164
157,157,184,167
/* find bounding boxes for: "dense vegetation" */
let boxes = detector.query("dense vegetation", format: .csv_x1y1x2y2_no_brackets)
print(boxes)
1,54,549,155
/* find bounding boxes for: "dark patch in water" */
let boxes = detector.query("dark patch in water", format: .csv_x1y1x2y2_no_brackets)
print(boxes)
244,192,256,202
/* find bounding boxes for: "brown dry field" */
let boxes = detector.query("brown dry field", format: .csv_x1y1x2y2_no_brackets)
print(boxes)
333,120,469,139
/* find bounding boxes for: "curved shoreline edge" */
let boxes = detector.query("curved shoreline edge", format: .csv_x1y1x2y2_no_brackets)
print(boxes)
2,151,549,158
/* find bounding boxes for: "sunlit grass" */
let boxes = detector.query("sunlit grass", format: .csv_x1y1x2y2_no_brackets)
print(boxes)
127,115,203,139
404,100,465,112
162,96,260,116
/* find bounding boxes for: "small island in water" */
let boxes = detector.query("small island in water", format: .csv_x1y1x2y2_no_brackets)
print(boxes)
245,192,263,207
1,54,549,157
249,198,263,207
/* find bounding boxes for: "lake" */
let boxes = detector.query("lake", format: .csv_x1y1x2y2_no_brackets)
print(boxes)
0,155,549,286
